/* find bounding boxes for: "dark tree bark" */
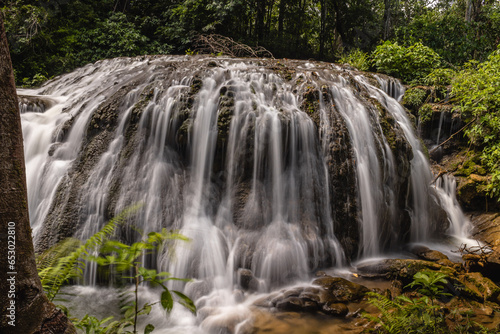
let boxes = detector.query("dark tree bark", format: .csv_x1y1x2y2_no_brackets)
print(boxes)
383,0,392,40
278,0,286,38
0,15,75,334
331,0,345,48
319,0,327,58
256,0,266,42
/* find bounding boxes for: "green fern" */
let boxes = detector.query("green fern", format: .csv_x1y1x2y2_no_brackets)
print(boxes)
37,203,143,301
364,292,416,333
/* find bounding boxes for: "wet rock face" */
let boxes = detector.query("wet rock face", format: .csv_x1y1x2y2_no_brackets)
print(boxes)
409,245,450,262
238,268,260,291
470,213,500,249
18,95,55,113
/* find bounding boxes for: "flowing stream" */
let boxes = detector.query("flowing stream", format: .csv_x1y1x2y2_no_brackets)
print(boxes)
19,56,472,333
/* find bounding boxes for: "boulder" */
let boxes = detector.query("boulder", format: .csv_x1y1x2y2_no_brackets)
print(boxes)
238,268,260,291
470,213,500,249
409,245,450,262
355,258,455,283
484,250,500,281
458,272,500,304
275,297,304,312
322,302,349,317
312,276,369,303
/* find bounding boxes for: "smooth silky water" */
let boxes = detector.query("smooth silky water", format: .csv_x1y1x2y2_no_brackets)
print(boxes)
19,56,476,333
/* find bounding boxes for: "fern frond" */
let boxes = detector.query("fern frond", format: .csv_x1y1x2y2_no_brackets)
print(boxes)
39,203,143,301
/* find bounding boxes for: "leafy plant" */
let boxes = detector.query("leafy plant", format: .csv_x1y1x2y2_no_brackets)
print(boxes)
403,88,428,108
340,49,371,71
21,72,48,87
36,203,195,333
418,104,433,124
372,41,442,84
364,292,439,334
73,315,124,334
37,203,143,301
91,229,195,334
423,68,457,87
452,45,500,201
365,270,451,334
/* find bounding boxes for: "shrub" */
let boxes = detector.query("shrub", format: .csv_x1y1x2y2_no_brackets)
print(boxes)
402,87,428,108
423,68,457,87
372,41,442,84
339,49,371,71
452,45,500,201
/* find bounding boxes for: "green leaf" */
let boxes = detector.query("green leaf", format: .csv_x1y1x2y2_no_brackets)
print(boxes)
161,289,174,312
145,324,155,334
173,290,196,314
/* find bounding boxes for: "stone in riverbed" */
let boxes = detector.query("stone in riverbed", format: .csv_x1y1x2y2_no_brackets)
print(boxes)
322,302,349,317
409,245,450,262
355,258,455,283
312,276,369,303
275,297,304,312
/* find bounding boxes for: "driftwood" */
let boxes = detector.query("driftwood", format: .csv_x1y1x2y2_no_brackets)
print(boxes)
453,241,493,255
194,34,274,59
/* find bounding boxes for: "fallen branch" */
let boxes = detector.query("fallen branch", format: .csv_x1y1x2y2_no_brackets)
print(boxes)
431,170,447,185
453,241,493,255
194,34,274,59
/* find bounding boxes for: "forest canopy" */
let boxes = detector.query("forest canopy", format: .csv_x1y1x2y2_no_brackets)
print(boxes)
1,0,499,84
2,0,500,201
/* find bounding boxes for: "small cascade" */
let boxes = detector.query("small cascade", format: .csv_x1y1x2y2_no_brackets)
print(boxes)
18,56,474,332
436,111,445,145
433,174,471,239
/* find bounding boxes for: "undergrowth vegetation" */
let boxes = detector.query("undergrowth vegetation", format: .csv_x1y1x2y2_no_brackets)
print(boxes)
364,270,496,334
36,204,195,334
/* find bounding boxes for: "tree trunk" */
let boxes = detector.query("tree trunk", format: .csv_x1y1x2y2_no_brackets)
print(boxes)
0,15,75,334
332,0,345,49
256,0,266,43
319,0,327,58
278,0,285,38
383,0,392,40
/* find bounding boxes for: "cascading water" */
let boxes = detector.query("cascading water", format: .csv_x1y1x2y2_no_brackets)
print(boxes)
19,56,472,332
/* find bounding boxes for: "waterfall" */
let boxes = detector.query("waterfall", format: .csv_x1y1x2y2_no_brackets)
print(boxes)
18,55,470,331
433,174,472,239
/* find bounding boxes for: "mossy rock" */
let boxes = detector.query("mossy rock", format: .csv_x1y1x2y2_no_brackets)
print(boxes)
458,272,500,304
313,276,369,303
321,302,349,317
356,258,457,283
455,157,487,177
456,174,490,210
301,86,320,127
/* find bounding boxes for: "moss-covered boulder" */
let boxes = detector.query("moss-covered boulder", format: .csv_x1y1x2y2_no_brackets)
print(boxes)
356,258,457,283
312,276,369,303
458,272,500,304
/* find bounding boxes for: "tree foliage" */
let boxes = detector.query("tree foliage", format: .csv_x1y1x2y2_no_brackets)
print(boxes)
452,46,500,200
2,0,500,85
372,41,442,83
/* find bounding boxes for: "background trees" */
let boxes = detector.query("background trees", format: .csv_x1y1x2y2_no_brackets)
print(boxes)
2,0,498,85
